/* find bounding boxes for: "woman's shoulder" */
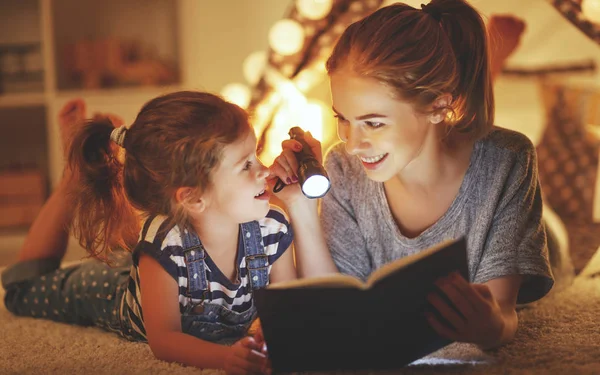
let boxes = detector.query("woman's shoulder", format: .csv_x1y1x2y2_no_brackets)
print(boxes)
479,126,536,156
469,126,539,195
473,126,538,175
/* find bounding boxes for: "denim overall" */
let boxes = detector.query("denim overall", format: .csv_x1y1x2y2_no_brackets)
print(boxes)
178,221,269,345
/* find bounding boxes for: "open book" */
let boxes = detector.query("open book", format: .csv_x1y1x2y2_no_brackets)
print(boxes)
254,237,468,372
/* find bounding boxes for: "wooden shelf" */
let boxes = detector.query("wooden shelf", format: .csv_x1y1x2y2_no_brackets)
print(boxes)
55,84,183,101
0,92,45,108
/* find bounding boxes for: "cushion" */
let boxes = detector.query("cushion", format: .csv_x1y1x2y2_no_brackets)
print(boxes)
536,81,600,272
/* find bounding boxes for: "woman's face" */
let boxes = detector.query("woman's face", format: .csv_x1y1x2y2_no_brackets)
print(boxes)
330,71,433,182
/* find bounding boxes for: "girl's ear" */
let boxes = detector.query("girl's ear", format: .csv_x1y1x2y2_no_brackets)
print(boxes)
175,187,206,213
429,94,453,125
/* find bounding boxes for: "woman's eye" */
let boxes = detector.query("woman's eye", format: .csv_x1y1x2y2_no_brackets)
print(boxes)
243,161,252,171
365,121,384,128
334,115,348,124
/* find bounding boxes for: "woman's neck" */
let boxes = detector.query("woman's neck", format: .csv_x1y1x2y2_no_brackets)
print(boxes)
391,126,473,192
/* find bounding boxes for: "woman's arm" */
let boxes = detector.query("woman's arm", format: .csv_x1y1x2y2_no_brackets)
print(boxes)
138,254,268,373
269,133,338,278
286,199,338,278
426,273,522,350
482,275,521,347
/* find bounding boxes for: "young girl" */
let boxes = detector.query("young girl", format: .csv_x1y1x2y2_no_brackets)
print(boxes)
2,92,296,374
271,0,554,350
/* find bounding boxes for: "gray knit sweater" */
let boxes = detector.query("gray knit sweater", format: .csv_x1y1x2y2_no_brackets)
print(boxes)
321,127,553,304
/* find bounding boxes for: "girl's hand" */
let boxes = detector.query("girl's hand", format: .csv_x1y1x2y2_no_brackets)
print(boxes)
426,272,506,349
251,319,268,355
268,131,323,206
224,336,271,375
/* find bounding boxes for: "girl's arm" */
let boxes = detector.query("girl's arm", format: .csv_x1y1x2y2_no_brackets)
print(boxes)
138,254,268,373
268,243,297,284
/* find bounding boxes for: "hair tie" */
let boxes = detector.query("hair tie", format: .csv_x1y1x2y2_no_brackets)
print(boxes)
421,3,443,22
110,126,128,148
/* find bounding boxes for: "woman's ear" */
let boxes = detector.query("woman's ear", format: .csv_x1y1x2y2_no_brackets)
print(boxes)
429,94,453,124
175,187,206,213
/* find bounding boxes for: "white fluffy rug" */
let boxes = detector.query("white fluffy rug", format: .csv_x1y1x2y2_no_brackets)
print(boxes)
1,254,599,375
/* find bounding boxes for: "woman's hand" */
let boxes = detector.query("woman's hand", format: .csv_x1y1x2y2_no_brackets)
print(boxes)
223,336,271,375
268,131,323,207
426,272,512,349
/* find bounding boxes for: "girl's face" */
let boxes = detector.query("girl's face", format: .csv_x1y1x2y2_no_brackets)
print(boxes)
202,128,271,224
330,72,434,182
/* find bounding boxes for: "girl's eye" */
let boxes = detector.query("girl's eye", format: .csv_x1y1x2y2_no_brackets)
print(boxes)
365,121,384,128
243,161,253,171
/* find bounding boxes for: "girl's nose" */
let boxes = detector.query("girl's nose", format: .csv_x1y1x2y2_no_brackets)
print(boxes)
257,162,269,180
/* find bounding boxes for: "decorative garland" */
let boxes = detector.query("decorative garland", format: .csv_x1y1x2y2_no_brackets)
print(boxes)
244,0,384,160
502,60,596,76
550,0,600,44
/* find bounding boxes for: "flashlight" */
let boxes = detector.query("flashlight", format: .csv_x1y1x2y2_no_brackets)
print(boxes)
273,126,331,199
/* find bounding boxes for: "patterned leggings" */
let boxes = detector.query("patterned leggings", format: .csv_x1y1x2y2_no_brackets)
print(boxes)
2,255,131,334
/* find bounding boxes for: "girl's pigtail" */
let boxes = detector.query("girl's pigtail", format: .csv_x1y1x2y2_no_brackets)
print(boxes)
68,117,138,263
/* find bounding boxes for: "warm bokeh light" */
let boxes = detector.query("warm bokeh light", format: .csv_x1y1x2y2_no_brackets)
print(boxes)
296,0,333,20
220,83,251,109
260,99,330,166
268,19,305,56
300,100,326,141
243,51,268,85
582,0,600,23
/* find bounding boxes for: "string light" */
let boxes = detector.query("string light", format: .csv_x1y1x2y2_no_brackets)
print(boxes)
243,51,268,85
582,0,600,24
296,0,333,20
301,100,326,141
268,19,306,56
237,0,384,164
220,83,251,109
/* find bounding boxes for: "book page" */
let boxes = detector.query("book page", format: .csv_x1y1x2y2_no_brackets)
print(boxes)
365,238,458,288
268,273,366,289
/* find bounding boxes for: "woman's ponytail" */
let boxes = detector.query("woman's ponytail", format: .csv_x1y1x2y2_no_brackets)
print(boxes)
432,0,494,136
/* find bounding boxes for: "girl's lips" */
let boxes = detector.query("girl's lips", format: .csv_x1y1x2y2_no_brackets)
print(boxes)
255,190,271,201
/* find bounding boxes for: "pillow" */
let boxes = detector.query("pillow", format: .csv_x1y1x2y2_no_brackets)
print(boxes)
536,81,600,273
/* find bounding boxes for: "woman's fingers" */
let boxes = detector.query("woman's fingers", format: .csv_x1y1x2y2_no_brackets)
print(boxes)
448,273,490,311
303,131,323,163
270,149,299,184
281,139,302,152
427,292,466,333
439,273,485,315
425,312,460,342
282,135,323,164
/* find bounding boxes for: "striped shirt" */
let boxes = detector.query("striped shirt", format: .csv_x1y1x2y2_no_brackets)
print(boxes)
119,207,293,341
